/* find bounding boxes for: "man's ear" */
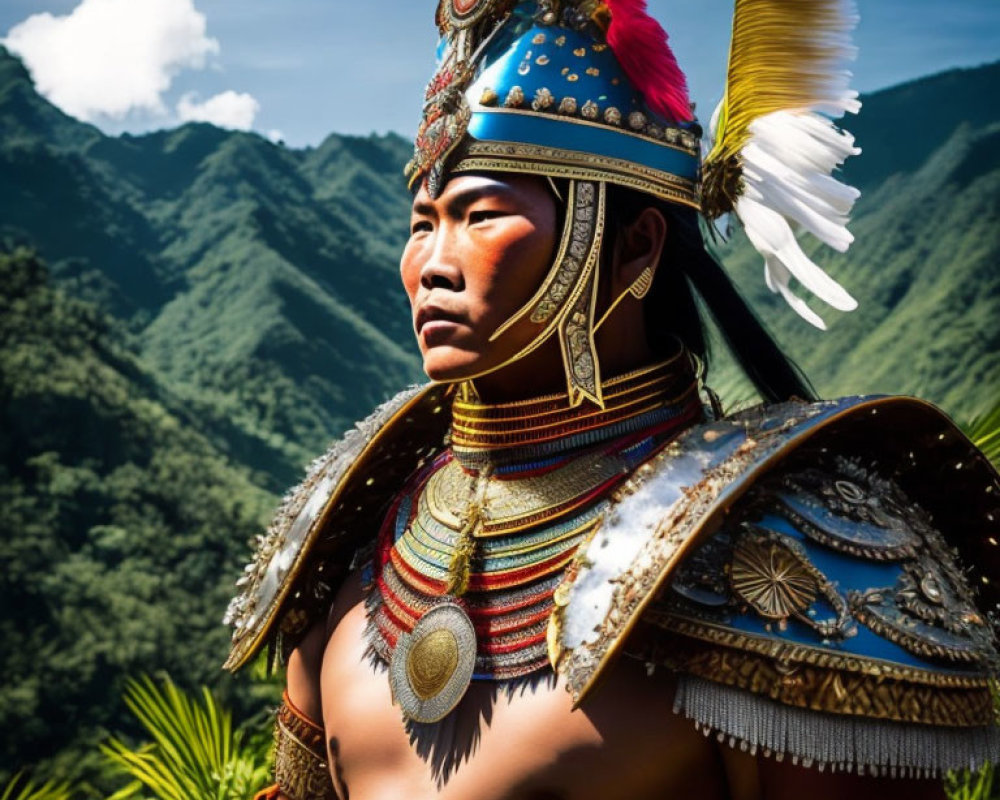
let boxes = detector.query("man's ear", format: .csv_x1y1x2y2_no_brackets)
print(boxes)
611,207,668,295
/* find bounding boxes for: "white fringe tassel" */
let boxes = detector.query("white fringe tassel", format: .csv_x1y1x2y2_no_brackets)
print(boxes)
673,675,1000,777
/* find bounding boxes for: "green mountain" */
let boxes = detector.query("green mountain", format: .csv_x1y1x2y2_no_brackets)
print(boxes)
711,62,1000,418
0,46,422,489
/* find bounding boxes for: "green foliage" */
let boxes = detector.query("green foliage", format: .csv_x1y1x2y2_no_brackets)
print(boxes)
0,774,73,800
0,47,423,483
965,401,1000,470
947,764,996,800
0,249,276,785
101,676,270,800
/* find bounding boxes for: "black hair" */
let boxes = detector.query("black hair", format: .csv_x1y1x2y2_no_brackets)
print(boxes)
604,184,816,404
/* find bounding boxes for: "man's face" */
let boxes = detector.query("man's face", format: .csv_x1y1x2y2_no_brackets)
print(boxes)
401,173,558,382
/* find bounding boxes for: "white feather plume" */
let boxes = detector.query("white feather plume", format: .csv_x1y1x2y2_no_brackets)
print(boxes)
735,109,861,328
703,0,863,328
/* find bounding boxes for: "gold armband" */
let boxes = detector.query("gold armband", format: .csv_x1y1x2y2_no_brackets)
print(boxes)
271,691,337,800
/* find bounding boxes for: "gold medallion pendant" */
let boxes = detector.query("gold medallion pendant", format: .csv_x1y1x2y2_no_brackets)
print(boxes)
389,602,477,723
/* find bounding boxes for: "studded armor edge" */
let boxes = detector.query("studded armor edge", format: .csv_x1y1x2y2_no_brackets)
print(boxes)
223,383,452,672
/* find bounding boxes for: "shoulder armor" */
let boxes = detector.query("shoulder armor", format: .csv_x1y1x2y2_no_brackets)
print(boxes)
552,395,1000,773
224,384,451,671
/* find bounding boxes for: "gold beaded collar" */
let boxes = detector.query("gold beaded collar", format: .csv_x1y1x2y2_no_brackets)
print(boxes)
450,347,700,468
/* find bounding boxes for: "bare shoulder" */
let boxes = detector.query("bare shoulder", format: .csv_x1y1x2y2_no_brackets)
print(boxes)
719,746,948,800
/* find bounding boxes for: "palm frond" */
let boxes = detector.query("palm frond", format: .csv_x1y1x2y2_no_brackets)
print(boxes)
963,401,1000,470
0,773,74,800
102,675,271,800
945,761,994,800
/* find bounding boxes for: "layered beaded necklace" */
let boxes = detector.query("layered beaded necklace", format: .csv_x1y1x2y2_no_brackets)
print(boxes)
365,351,703,723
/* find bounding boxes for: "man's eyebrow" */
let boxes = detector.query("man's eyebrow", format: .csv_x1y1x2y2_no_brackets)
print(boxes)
411,183,515,218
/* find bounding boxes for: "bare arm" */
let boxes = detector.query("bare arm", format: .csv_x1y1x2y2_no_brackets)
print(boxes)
278,572,366,800
720,744,948,800
286,621,326,723
260,622,328,800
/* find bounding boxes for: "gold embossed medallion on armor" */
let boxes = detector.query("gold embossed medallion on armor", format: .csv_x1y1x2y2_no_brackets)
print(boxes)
731,533,818,620
390,602,477,723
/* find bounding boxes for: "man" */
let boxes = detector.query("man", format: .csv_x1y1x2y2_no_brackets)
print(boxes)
225,2,1000,798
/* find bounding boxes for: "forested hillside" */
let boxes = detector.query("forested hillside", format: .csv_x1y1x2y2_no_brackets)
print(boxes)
0,42,998,785
0,250,273,779
0,46,422,490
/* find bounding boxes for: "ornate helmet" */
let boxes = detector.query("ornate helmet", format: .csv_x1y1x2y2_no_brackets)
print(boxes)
407,0,861,406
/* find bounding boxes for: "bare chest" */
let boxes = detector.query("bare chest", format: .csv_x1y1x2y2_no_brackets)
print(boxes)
320,600,728,800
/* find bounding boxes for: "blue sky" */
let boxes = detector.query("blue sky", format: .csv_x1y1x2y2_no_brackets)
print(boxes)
1,0,997,146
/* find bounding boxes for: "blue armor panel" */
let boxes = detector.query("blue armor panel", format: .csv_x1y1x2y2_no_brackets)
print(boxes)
629,396,1000,775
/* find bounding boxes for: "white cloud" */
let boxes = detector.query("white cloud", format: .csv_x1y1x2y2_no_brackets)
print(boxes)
177,90,259,130
2,0,219,120
266,129,285,143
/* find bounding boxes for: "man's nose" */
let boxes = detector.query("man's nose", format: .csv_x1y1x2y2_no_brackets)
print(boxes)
420,232,464,291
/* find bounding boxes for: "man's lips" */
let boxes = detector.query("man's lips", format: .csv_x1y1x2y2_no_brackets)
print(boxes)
415,305,465,335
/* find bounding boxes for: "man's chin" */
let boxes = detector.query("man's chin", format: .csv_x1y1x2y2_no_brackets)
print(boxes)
421,348,490,383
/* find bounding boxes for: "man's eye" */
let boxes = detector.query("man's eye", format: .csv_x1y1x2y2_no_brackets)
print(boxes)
469,210,504,224
411,220,433,234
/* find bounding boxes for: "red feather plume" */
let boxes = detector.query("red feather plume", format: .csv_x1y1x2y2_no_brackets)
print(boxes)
605,0,692,123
